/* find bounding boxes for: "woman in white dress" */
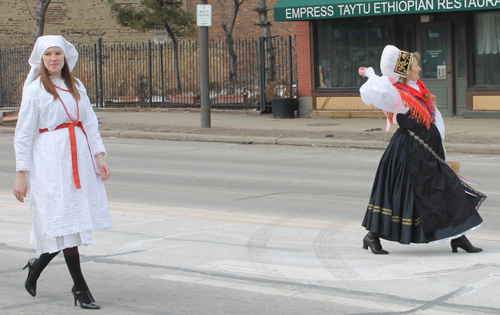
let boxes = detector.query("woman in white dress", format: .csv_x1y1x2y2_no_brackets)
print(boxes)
13,35,112,309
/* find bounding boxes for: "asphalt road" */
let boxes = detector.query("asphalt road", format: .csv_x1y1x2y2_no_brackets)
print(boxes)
0,134,499,314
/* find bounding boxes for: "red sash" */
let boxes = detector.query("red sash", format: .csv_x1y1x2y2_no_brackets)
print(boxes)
39,122,99,189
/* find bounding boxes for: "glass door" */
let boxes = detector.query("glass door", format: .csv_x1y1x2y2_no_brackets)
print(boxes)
416,23,453,117
455,22,467,116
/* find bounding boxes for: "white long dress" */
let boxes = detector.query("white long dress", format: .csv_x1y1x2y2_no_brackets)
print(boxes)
15,76,112,254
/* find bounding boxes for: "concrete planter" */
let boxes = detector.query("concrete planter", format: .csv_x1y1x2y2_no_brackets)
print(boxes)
170,95,198,104
217,94,248,104
117,96,142,102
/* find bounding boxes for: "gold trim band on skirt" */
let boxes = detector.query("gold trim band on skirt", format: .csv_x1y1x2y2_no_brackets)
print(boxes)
367,204,421,226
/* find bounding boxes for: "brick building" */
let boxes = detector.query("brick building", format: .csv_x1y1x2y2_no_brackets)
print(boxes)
1,0,295,46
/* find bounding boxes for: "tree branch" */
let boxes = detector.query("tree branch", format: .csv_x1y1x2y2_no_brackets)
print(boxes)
23,0,35,19
250,7,271,13
228,0,245,35
254,21,273,27
222,24,229,37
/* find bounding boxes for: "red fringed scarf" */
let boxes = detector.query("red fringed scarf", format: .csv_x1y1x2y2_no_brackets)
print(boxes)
391,80,436,129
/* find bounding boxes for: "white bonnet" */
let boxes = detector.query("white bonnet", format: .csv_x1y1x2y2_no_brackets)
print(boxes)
380,45,413,80
23,35,79,90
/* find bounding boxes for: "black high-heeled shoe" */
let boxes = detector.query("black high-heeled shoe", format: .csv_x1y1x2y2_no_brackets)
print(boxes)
363,232,389,254
72,286,100,309
23,258,38,297
451,235,483,253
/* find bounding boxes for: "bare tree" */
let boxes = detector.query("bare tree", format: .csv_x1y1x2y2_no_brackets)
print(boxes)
253,0,276,84
220,0,245,93
26,0,52,42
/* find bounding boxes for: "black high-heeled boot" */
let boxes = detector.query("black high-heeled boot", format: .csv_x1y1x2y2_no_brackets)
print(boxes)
72,286,100,309
23,258,38,296
363,232,389,254
451,235,482,253
22,251,60,297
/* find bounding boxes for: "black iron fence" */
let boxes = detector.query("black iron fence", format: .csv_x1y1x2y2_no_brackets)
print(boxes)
0,36,296,111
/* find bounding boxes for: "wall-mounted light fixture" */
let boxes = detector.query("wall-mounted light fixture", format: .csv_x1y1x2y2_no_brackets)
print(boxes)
421,15,433,23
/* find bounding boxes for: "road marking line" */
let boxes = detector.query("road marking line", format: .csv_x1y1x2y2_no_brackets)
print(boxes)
151,274,415,312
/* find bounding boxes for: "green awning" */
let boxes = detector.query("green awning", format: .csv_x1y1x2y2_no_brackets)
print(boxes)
274,0,500,21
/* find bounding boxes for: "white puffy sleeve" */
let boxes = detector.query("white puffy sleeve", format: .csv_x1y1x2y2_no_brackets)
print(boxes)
434,106,445,140
359,67,409,114
14,95,40,171
77,79,107,157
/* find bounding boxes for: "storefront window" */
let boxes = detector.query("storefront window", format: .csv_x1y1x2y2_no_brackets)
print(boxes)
316,17,396,89
474,12,500,86
420,28,447,79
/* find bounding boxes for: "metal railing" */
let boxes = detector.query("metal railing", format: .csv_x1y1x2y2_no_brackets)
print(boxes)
0,36,296,111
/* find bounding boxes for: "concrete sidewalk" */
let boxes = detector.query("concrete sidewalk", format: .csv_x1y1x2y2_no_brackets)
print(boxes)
1,108,499,154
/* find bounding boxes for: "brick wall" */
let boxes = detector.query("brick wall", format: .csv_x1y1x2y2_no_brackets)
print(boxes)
1,0,295,46
295,21,312,98
185,0,295,40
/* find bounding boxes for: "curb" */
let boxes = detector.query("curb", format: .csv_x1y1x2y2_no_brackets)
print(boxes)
2,126,499,154
99,129,500,154
100,129,390,149
0,127,15,134
104,130,276,145
444,143,500,155
275,137,388,150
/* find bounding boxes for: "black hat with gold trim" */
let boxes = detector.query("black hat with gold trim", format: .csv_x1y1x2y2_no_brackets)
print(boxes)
380,45,413,79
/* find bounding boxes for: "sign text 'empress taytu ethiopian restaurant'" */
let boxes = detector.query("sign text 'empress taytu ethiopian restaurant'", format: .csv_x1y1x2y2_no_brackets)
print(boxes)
276,0,500,20
274,0,500,118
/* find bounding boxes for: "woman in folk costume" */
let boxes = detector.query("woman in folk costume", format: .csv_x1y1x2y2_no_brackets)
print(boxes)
358,45,486,255
13,35,112,309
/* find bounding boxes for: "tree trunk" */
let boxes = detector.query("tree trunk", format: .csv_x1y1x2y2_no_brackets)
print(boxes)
226,37,238,94
172,39,182,94
33,0,51,42
255,0,276,84
222,0,245,94
164,23,182,93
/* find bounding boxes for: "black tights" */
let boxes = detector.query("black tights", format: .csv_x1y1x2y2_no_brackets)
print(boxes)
32,246,89,292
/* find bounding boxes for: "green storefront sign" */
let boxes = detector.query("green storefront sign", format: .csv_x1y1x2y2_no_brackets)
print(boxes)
274,0,500,20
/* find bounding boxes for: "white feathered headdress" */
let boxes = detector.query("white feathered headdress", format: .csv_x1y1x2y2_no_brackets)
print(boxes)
380,45,413,80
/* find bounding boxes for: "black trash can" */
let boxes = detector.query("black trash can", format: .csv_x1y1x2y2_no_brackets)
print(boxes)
271,98,297,119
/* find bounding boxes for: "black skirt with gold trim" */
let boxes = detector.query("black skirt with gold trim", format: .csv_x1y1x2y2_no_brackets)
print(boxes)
362,115,485,244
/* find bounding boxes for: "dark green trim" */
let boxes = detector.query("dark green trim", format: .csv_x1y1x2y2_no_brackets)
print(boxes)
274,0,500,21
